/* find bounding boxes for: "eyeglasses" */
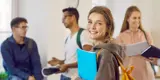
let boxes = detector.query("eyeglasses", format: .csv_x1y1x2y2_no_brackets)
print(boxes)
16,26,28,30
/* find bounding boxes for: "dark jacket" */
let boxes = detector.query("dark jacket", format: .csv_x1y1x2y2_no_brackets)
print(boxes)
93,43,125,80
1,36,43,80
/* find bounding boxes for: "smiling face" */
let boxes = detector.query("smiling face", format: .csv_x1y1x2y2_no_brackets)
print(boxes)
87,12,108,41
127,11,141,30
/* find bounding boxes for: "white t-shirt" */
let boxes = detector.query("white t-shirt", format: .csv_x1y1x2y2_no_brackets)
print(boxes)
62,30,92,77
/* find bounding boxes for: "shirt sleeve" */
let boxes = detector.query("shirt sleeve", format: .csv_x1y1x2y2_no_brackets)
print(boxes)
145,32,154,45
115,33,124,45
30,40,43,80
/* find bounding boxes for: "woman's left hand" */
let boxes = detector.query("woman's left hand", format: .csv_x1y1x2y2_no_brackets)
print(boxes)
148,57,158,65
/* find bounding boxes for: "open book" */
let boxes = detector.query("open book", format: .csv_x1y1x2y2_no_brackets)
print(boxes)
76,48,97,80
125,41,150,56
141,45,160,58
126,41,160,58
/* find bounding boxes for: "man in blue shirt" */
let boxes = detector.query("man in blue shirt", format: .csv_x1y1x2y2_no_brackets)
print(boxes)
0,17,43,80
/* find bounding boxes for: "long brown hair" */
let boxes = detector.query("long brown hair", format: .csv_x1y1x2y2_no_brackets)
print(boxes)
121,6,149,43
120,6,145,33
88,6,114,43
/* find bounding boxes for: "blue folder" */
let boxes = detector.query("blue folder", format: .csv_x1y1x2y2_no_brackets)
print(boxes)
77,49,97,80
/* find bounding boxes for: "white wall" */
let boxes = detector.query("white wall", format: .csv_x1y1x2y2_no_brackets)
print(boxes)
17,0,92,80
151,0,160,48
78,0,92,29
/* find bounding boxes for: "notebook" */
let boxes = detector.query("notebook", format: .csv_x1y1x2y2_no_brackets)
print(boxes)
125,41,150,56
141,46,160,58
77,48,97,80
125,41,160,58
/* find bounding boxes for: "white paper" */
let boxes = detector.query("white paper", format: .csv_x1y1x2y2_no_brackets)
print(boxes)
125,41,151,56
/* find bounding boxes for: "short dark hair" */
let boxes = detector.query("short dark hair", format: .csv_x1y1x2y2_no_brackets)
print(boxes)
10,17,28,28
62,7,79,23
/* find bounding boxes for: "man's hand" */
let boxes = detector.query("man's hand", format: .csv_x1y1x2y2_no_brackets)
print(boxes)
48,57,63,66
28,76,35,80
149,57,158,65
55,62,77,74
59,64,69,73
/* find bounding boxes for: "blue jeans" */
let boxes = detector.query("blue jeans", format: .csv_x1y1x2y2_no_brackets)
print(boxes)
60,75,71,80
8,75,23,80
